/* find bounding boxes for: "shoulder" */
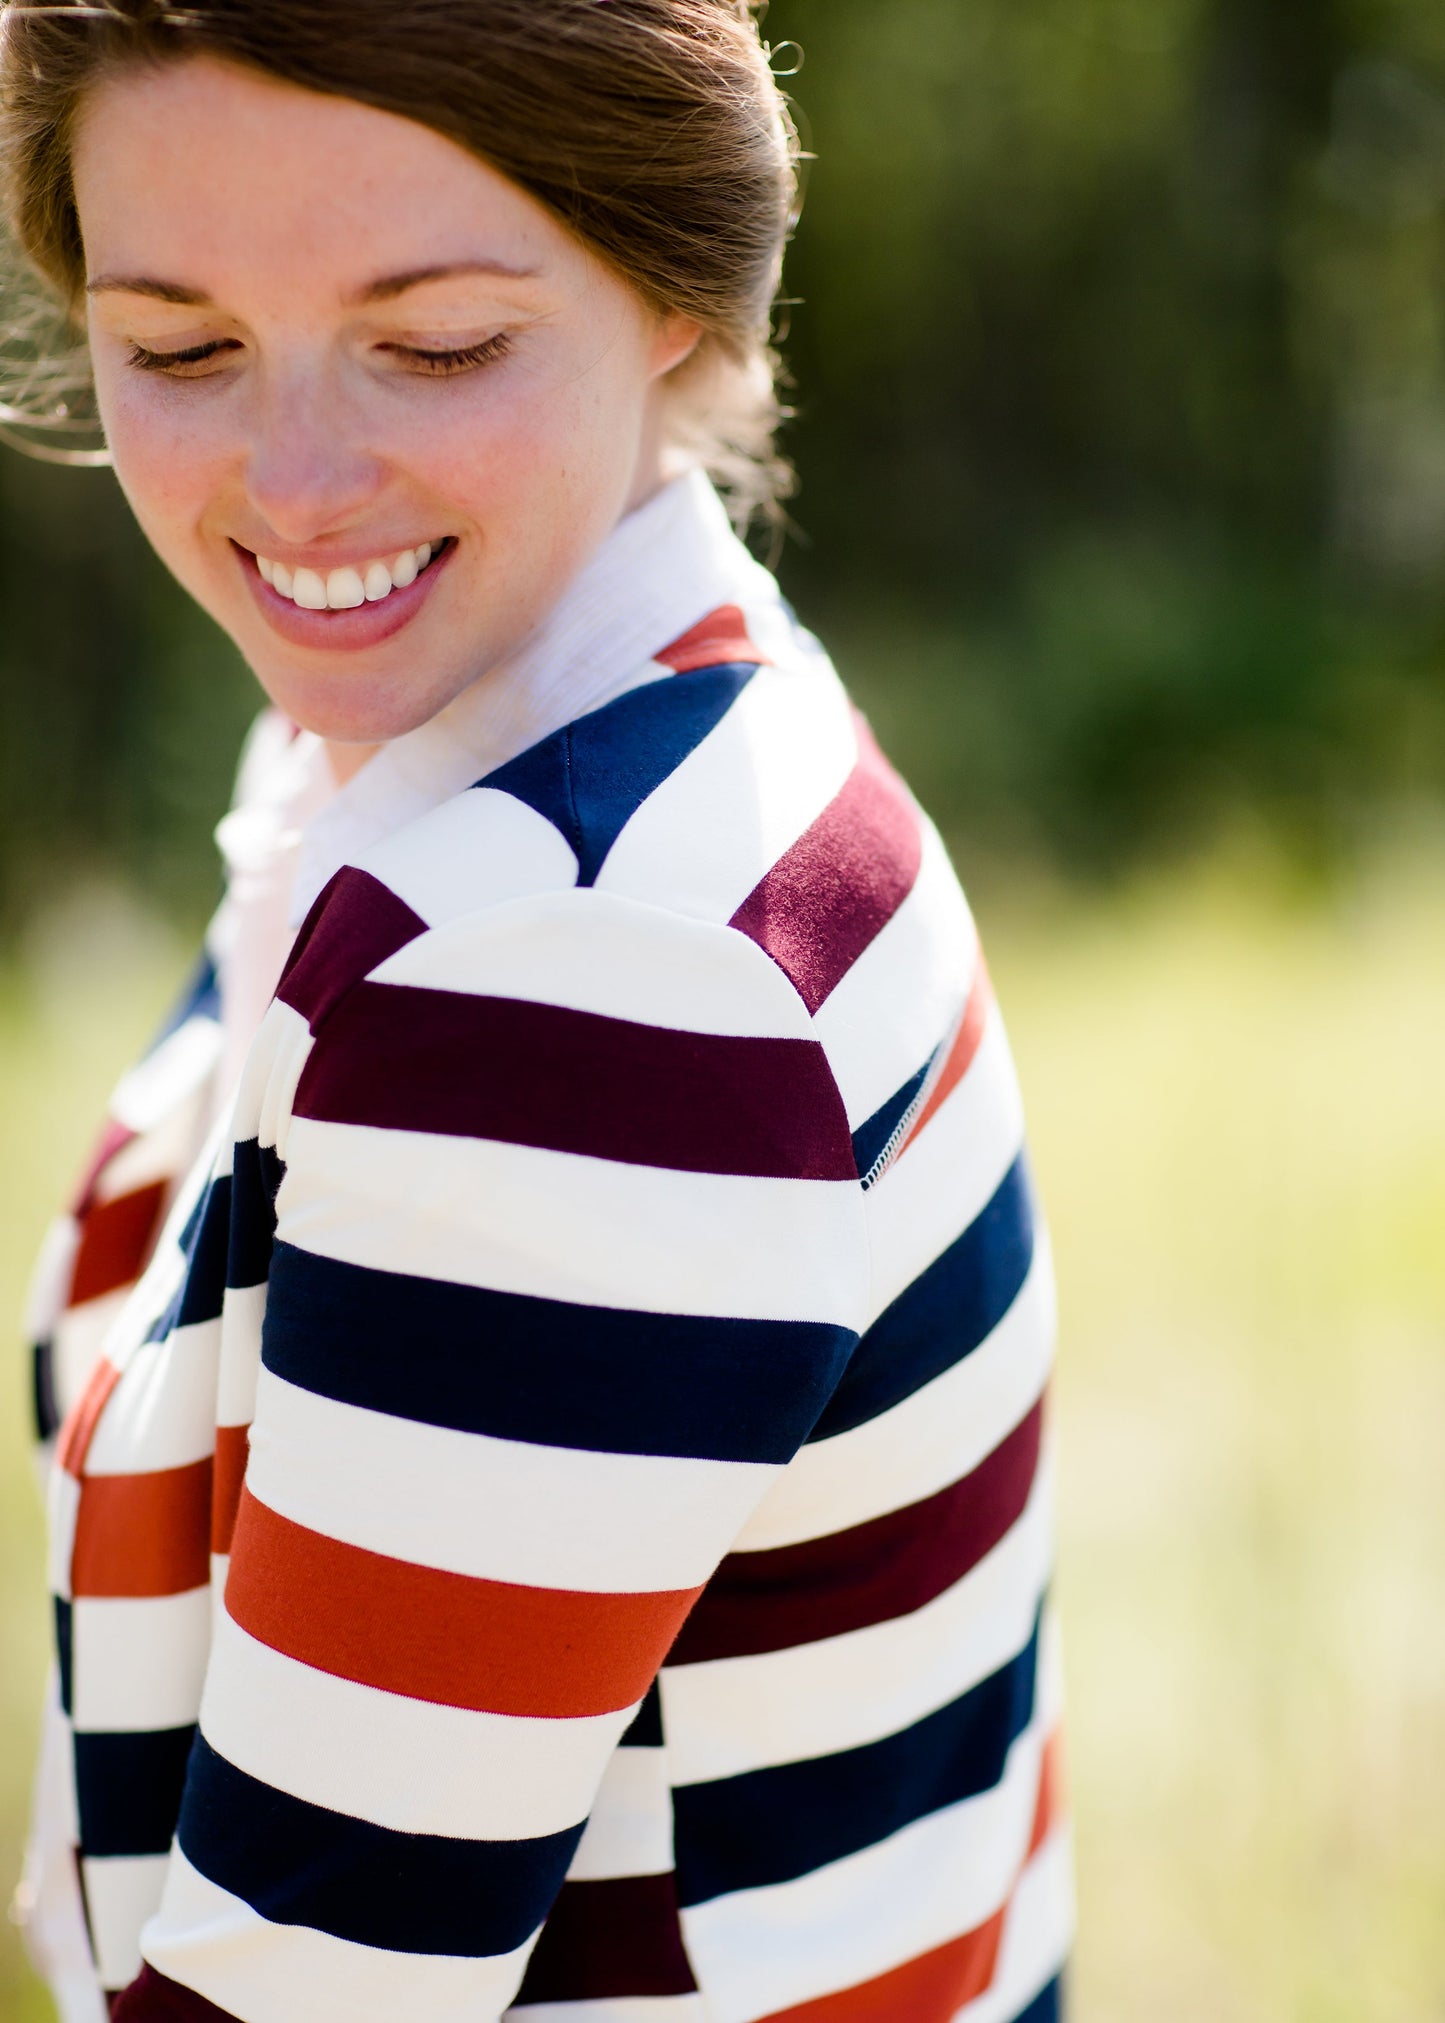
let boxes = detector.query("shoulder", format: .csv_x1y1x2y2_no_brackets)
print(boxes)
274,594,965,1076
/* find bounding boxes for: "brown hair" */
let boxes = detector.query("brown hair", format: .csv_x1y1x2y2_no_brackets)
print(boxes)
0,0,799,521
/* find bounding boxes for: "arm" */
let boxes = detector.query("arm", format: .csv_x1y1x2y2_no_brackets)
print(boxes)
120,888,867,2023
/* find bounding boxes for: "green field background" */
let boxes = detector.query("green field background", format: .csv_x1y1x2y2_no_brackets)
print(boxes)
3,846,1442,2023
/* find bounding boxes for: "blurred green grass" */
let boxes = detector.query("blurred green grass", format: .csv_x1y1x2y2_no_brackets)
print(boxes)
2,855,1443,2023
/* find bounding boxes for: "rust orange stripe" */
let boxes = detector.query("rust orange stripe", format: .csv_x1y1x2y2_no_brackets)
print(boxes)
225,1489,704,1719
655,603,762,673
68,1179,168,1308
211,1424,251,1556
72,1457,214,1597
758,1908,1005,2023
757,1719,1067,2023
1028,1724,1067,1860
899,954,993,1157
57,1358,121,1479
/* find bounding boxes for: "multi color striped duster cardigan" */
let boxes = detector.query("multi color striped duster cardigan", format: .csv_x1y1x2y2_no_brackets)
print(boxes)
25,475,1071,2023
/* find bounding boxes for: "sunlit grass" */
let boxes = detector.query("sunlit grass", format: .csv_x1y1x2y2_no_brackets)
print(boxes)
1,854,1442,2023
992,843,1445,2023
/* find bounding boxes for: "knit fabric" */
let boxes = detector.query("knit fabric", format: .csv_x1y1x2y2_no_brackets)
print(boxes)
25,490,1070,2023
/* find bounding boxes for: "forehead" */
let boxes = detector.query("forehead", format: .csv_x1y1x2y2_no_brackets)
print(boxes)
71,54,573,306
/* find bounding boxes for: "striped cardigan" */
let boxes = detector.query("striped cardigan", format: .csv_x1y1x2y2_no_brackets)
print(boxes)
27,558,1071,2021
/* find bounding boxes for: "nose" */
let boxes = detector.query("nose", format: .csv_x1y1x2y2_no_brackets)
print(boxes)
242,360,386,546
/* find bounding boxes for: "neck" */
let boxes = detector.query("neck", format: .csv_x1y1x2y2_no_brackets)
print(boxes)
324,738,382,786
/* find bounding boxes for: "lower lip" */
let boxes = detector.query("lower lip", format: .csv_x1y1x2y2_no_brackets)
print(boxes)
235,540,455,650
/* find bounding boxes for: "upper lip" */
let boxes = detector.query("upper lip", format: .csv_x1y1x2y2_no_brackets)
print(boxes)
232,535,447,569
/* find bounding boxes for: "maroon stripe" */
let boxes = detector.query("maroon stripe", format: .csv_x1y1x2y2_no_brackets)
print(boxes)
293,985,857,1181
73,1116,137,1217
730,722,923,1015
669,1398,1045,1664
514,1874,698,2004
110,1965,241,2021
277,867,427,1032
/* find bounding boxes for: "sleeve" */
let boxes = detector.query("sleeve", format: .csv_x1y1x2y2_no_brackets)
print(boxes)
118,887,870,2023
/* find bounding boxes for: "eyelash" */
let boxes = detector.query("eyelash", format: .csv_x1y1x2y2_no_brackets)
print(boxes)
388,333,513,376
127,339,237,374
125,332,514,378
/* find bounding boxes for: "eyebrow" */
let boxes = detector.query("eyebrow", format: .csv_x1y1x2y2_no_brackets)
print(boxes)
85,260,542,306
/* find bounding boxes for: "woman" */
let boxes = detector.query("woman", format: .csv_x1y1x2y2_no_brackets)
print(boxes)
4,4,1069,2019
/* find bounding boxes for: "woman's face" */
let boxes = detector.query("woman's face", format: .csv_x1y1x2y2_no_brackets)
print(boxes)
72,57,700,752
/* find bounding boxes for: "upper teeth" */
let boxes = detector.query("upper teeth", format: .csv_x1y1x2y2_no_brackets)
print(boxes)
257,543,436,609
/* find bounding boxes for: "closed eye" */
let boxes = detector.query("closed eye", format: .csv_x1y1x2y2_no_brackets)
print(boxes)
382,332,514,377
128,338,243,376
124,332,513,379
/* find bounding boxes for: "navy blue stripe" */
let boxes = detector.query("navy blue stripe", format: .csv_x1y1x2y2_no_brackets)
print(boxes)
810,1153,1035,1441
178,1735,583,1957
147,1176,229,1341
145,1141,284,1344
75,1724,196,1858
263,1242,856,1465
484,663,758,887
673,1612,1041,1907
1015,1974,1064,2022
176,1176,231,1326
32,1336,59,1443
850,1054,933,1179
620,1681,663,1749
54,1597,73,1717
149,950,221,1049
227,1138,282,1290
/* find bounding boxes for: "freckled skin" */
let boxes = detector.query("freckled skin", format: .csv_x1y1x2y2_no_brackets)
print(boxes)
73,57,700,768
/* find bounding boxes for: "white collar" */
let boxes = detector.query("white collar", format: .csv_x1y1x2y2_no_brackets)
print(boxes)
288,469,777,924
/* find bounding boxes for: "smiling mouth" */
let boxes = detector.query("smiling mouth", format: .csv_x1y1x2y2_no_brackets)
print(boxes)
247,537,452,610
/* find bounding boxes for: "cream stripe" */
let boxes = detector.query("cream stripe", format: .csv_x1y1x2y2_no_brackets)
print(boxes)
356,788,578,927
70,1589,212,1732
82,1320,222,1476
565,1746,675,1881
247,1367,774,1594
595,656,859,925
662,1472,1054,1786
735,1246,1055,1551
811,819,978,1130
199,1605,631,1843
83,1854,169,1992
953,1831,1074,2023
110,1018,223,1135
503,2002,709,2023
862,1011,1025,1327
89,1097,207,1206
49,1292,126,1432
47,1468,80,1602
370,888,820,1041
143,1849,539,2023
217,1281,266,1429
277,1120,868,1328
679,1716,1050,2023
24,1214,80,1340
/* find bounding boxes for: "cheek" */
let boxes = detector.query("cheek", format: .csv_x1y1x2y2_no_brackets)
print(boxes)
407,363,644,534
95,368,226,559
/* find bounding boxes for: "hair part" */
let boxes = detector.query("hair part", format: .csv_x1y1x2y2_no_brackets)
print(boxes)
0,0,800,523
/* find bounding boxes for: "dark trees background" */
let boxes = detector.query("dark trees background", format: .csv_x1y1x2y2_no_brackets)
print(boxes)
5,0,1445,923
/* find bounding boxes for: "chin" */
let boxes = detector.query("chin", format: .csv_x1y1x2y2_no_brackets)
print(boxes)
260,660,474,745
